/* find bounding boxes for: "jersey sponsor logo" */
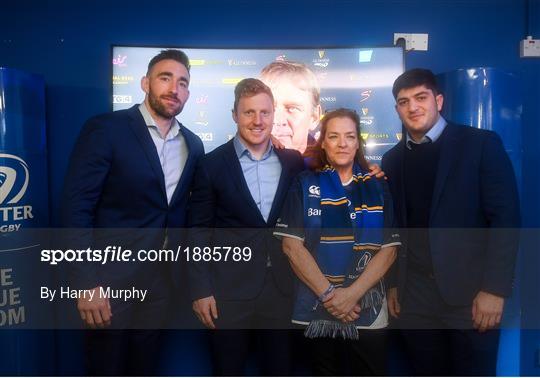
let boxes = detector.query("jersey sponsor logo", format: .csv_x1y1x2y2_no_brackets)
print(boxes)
307,208,321,217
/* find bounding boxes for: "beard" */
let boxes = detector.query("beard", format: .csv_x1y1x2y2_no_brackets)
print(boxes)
147,91,183,119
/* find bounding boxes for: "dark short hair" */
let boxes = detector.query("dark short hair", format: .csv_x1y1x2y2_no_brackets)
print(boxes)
233,78,274,113
305,108,369,171
392,68,439,99
147,49,190,75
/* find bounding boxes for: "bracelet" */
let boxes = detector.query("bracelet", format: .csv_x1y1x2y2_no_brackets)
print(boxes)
318,284,335,302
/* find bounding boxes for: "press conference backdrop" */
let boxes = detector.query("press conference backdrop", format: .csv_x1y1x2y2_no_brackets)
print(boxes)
111,46,403,375
112,46,404,163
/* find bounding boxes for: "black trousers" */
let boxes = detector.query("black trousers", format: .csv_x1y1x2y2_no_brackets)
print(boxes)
307,329,387,376
211,269,293,376
397,267,500,376
85,274,171,376
86,329,163,376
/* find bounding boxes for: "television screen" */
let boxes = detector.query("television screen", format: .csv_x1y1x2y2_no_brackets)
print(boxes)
112,46,404,161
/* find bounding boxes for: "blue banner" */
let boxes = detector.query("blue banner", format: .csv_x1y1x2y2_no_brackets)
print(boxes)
0,67,54,375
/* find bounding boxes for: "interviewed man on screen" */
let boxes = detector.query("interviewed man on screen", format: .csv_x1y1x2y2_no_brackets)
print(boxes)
61,49,204,375
260,61,322,154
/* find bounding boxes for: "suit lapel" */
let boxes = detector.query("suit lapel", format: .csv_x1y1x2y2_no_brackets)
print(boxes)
223,140,266,224
430,123,460,222
127,107,167,199
170,126,196,205
267,149,294,225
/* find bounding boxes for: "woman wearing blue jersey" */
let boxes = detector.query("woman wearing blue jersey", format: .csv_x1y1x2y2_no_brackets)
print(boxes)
274,108,400,375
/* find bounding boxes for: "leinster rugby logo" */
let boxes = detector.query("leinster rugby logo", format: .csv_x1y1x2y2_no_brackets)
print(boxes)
0,154,33,233
0,154,29,205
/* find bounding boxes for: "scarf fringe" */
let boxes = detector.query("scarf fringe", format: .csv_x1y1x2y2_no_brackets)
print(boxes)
304,320,359,340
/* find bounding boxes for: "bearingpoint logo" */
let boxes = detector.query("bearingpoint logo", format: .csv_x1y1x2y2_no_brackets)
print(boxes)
0,154,33,233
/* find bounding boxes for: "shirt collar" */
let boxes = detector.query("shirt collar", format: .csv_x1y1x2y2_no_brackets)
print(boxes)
138,102,180,139
406,115,447,150
233,134,274,161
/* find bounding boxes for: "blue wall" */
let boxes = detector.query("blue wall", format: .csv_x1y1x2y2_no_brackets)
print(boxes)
1,0,538,375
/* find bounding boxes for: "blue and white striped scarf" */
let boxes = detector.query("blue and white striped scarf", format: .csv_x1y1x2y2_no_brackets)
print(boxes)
294,164,386,339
